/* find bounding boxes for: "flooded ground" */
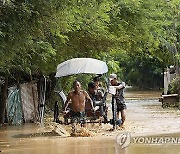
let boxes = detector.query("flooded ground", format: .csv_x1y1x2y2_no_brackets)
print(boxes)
0,90,180,154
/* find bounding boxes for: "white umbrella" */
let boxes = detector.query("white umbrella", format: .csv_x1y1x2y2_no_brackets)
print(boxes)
55,58,108,77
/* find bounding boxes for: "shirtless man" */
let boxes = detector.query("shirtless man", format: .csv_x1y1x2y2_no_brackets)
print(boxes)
63,80,94,122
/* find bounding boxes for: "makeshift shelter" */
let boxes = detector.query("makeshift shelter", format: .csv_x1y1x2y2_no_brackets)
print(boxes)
6,81,45,125
20,82,39,123
7,86,23,125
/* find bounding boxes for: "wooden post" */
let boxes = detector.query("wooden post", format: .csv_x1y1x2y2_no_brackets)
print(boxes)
0,76,8,124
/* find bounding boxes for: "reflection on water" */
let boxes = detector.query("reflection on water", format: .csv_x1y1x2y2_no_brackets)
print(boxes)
0,90,180,154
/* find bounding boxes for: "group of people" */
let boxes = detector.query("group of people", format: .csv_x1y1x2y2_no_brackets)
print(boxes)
63,74,126,127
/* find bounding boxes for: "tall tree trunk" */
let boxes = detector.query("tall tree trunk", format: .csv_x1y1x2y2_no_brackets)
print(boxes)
174,44,180,76
0,76,8,124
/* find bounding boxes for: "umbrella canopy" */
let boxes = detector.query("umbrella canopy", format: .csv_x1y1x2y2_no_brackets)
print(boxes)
55,58,108,77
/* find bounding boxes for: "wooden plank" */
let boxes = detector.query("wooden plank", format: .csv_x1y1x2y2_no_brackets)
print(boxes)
162,94,178,97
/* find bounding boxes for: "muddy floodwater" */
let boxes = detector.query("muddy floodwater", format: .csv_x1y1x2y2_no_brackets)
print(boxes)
0,90,180,154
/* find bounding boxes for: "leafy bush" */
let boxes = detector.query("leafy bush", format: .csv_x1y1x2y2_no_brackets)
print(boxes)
169,77,180,96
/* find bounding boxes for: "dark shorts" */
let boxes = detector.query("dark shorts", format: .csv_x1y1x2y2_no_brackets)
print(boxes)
69,111,86,123
116,100,127,112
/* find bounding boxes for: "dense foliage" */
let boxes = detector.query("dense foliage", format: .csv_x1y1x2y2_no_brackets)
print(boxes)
0,0,179,123
0,0,179,88
169,77,180,95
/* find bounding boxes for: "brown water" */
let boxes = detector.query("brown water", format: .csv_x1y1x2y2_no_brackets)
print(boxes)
0,90,180,154
124,89,161,100
0,125,180,154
